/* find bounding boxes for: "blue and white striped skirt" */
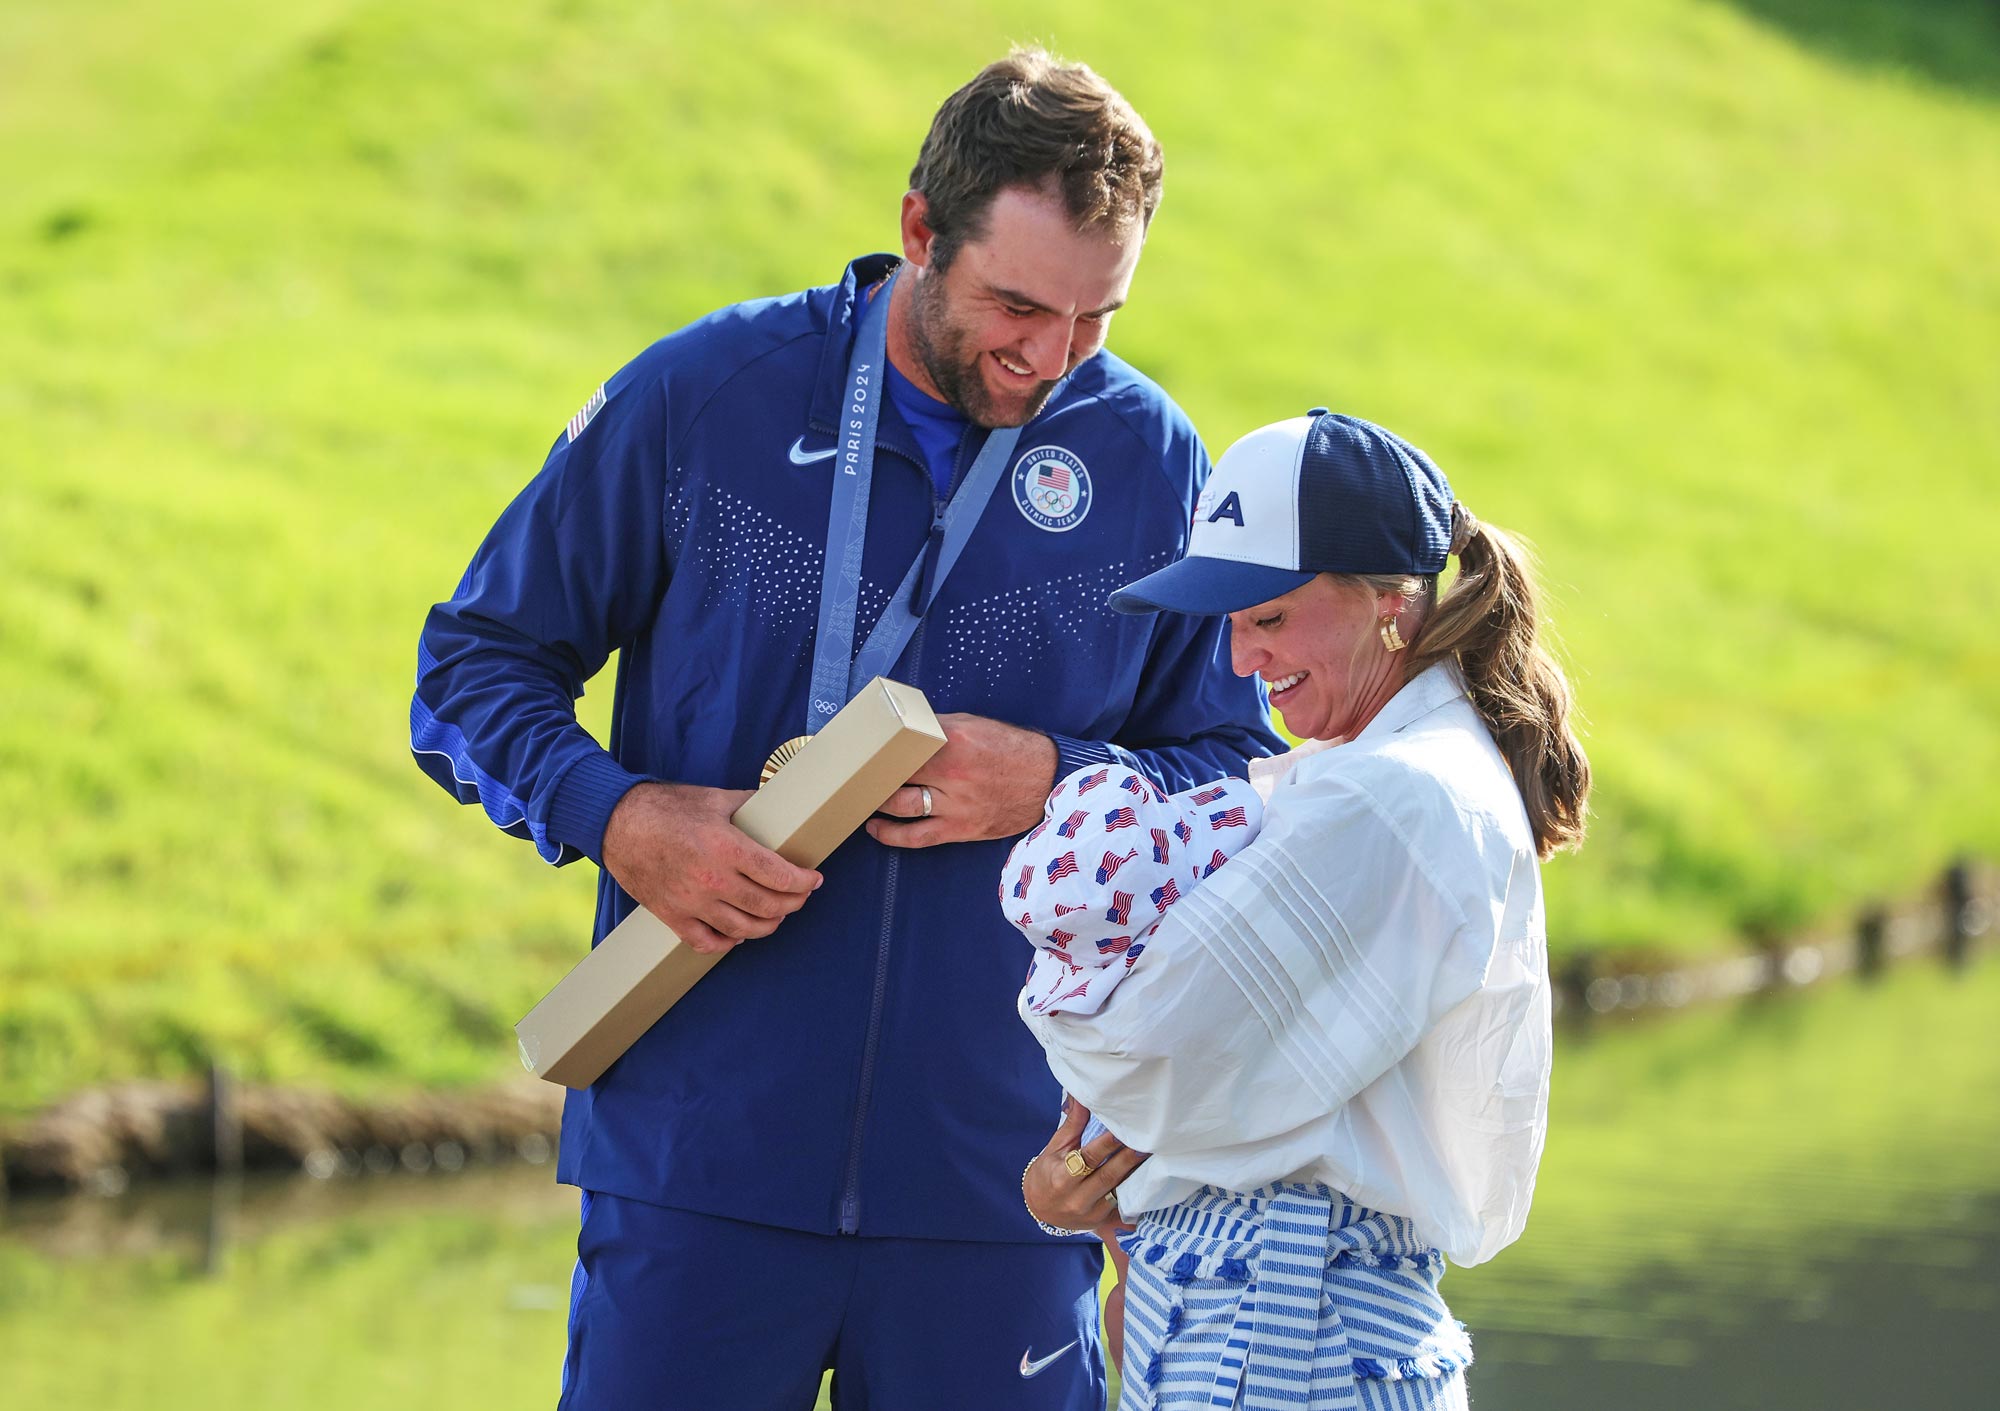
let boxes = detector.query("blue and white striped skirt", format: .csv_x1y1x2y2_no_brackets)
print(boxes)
1118,1183,1472,1410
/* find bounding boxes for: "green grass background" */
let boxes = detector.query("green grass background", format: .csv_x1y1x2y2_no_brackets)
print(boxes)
2,0,1996,1110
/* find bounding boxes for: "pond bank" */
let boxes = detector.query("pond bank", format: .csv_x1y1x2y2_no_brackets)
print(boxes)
1553,855,1991,1017
1,1074,561,1197
6,859,1989,1198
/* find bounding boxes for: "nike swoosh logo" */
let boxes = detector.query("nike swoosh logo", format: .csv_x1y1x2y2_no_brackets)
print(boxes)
788,437,837,465
1018,1340,1079,1378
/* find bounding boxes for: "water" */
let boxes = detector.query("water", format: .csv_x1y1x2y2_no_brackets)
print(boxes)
1443,958,2000,1409
2,959,1994,1409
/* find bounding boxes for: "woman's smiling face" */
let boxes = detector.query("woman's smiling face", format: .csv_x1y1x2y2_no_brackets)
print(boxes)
1227,575,1410,742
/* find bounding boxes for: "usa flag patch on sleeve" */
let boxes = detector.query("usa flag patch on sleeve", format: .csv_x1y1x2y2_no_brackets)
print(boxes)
566,385,607,443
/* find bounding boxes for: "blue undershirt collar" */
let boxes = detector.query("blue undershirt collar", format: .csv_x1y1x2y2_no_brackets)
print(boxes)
884,357,969,499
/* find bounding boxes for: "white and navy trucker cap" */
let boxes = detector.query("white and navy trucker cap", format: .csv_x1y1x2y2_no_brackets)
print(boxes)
1109,409,1455,616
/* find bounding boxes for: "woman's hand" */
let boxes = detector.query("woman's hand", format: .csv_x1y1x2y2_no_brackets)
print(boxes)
1024,1097,1149,1238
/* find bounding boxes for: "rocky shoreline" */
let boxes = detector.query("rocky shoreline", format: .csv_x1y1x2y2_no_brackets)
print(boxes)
5,860,1987,1200
1,1073,563,1197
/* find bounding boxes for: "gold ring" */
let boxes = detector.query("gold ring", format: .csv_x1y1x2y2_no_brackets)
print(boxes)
920,786,934,818
1064,1149,1094,1178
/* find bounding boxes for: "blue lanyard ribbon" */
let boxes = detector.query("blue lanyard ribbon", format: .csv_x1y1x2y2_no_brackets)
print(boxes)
807,269,1022,734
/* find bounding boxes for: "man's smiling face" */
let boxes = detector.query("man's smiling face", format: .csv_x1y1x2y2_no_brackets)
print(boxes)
895,182,1141,429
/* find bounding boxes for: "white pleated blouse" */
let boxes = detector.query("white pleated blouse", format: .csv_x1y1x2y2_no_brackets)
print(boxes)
1023,663,1552,1267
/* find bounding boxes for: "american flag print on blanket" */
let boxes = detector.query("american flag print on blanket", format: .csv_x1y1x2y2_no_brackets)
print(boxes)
1001,763,1265,1017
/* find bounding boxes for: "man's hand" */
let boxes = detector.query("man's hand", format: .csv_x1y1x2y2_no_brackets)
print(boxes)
864,712,1058,849
601,781,822,954
1023,1097,1147,1239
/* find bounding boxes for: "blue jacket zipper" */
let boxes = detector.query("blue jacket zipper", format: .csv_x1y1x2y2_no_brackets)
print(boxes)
835,421,973,1235
837,825,904,1233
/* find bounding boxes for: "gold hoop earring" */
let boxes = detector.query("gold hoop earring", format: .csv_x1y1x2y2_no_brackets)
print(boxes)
1379,617,1406,653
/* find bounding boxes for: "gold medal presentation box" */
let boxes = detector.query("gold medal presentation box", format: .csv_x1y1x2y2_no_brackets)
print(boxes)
516,677,947,1089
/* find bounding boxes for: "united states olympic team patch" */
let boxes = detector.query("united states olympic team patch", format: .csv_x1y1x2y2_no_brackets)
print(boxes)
1011,445,1091,532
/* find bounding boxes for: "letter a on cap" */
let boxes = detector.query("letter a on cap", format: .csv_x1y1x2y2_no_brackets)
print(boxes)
1207,492,1245,526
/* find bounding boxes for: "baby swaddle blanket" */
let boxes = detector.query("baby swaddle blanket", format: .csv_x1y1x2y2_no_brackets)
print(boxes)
1001,763,1265,1018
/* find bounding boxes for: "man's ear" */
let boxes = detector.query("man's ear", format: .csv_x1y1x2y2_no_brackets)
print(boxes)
899,191,936,269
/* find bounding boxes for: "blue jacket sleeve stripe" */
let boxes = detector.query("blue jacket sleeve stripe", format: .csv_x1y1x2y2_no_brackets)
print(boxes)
409,639,573,865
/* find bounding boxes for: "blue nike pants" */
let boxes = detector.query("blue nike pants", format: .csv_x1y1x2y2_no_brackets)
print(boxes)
559,1191,1108,1410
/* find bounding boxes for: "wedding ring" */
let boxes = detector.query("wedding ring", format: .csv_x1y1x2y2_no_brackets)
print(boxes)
1064,1149,1094,1178
920,786,934,818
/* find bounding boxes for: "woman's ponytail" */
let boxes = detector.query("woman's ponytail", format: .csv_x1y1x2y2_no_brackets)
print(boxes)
1406,511,1591,859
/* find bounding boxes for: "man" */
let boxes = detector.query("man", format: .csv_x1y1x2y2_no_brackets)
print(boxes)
411,48,1280,1410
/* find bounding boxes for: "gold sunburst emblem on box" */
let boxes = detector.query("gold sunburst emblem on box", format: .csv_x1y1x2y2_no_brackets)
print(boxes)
760,736,813,786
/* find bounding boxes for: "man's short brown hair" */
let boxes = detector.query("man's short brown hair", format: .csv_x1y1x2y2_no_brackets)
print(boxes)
910,48,1165,271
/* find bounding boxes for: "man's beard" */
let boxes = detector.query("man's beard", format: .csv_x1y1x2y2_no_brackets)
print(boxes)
907,273,1062,429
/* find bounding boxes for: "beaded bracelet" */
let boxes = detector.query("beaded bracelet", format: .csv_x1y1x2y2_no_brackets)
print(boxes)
1022,1158,1086,1237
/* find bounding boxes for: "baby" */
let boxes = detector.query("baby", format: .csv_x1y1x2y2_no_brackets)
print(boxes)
1000,760,1266,1342
1001,762,1265,1020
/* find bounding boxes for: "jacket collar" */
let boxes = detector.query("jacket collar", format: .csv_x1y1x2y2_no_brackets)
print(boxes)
1253,663,1467,800
808,253,903,436
1351,661,1469,747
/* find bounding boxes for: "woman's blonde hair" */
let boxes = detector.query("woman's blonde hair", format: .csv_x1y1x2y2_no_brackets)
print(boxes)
1359,508,1590,860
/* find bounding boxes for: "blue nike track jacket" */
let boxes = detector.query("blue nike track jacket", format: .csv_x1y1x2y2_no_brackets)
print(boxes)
411,254,1281,1243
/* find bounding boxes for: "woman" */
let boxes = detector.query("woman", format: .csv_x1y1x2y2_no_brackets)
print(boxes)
1018,410,1590,1409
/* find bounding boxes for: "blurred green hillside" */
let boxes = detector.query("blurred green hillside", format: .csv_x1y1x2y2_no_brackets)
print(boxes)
2,0,1996,1112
